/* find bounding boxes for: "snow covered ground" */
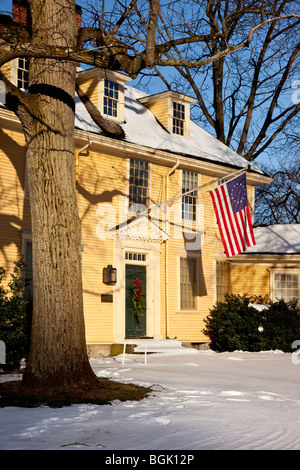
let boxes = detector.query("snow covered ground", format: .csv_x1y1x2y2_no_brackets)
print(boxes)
1,348,300,451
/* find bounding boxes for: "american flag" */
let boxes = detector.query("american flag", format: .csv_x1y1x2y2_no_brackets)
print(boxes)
209,172,256,257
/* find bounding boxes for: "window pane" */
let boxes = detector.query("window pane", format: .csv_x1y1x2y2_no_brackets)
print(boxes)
104,79,119,117
273,273,299,301
125,252,146,262
17,58,29,90
216,261,231,302
180,257,197,310
173,102,185,135
129,159,149,209
182,170,197,221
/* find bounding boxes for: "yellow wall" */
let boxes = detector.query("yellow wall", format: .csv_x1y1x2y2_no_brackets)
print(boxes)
0,120,31,288
231,265,270,299
146,99,169,130
76,144,128,343
77,75,99,108
1,62,11,81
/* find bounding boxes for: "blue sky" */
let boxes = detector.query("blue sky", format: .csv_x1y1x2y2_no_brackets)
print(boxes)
0,0,11,14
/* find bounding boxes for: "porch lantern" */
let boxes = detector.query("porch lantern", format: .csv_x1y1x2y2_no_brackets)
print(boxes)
103,265,117,284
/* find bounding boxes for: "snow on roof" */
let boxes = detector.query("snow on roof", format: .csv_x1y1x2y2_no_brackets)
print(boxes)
246,224,300,254
75,85,262,173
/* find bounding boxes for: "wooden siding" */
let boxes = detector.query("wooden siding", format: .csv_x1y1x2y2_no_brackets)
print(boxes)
0,62,11,81
231,265,270,299
76,145,127,343
77,75,99,108
145,99,169,130
0,123,31,290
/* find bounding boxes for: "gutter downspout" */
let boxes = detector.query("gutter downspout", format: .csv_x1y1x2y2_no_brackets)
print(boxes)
165,158,180,339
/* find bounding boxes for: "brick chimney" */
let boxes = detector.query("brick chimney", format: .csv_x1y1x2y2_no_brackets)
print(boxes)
76,4,82,29
12,1,82,29
12,0,31,27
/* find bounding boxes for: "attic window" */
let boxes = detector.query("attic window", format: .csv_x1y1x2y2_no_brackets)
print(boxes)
138,91,196,138
173,102,185,135
17,58,29,91
104,79,119,117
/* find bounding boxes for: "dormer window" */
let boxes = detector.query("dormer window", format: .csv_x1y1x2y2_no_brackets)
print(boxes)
99,70,130,122
76,68,131,123
173,102,185,136
138,91,196,138
104,79,119,117
17,58,29,90
10,57,29,91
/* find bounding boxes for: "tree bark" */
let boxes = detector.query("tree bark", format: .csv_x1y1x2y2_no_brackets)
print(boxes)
21,0,98,394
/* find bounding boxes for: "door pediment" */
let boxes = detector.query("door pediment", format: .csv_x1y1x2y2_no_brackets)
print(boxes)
110,215,169,243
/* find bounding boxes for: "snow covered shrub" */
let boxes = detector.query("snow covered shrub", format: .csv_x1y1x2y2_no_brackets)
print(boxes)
203,294,263,352
0,253,30,370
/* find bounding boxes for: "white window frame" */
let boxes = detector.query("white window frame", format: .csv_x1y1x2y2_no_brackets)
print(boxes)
103,78,119,118
215,260,231,302
127,158,151,214
173,101,185,136
98,71,129,122
11,58,29,91
270,268,300,302
177,252,200,312
181,170,200,224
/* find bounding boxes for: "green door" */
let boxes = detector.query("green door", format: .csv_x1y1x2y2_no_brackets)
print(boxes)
126,264,146,337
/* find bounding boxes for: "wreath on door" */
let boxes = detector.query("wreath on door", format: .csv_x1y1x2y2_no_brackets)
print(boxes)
131,279,146,324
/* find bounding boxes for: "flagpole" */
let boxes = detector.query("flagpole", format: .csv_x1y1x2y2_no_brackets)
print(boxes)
141,166,250,216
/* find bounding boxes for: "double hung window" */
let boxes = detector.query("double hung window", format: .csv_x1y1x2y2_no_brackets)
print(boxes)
180,257,197,310
173,102,185,136
129,159,149,209
182,170,198,222
216,261,231,302
104,79,119,118
17,58,29,91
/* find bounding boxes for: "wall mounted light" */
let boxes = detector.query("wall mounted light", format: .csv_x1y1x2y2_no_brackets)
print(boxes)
103,265,117,284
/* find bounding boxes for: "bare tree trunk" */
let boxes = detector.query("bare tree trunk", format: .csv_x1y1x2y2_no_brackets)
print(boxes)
21,0,98,394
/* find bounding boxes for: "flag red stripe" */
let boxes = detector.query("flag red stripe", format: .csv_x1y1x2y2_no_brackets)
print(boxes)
215,187,236,256
209,189,231,257
220,185,243,255
209,173,256,257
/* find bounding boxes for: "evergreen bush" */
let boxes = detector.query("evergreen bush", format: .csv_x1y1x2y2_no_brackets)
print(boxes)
260,298,300,352
0,253,30,370
203,293,300,353
203,294,263,352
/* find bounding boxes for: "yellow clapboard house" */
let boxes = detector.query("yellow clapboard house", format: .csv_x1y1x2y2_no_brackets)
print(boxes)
2,57,283,355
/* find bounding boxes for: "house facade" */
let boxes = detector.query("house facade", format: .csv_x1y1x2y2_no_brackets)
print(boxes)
1,52,276,354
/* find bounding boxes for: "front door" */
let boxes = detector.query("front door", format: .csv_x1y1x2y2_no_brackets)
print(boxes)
125,264,146,337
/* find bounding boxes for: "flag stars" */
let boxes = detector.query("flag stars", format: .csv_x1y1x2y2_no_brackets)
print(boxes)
230,182,246,204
